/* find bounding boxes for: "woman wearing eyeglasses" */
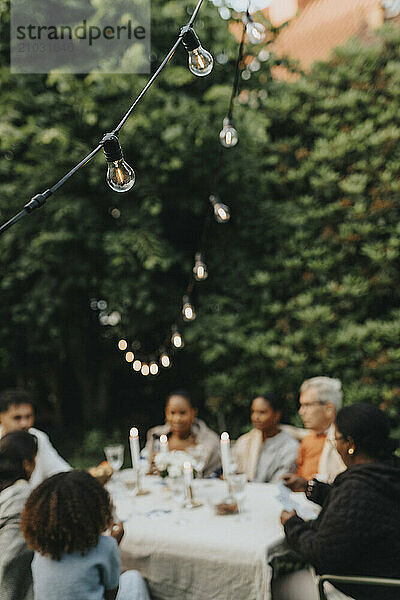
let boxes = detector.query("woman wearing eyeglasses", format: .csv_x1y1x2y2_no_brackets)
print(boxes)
274,403,400,600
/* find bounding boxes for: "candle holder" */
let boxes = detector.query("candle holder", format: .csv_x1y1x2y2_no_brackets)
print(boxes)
183,484,202,509
213,475,239,515
135,468,150,496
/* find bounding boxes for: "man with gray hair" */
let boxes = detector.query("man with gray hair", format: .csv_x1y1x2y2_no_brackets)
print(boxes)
283,376,345,491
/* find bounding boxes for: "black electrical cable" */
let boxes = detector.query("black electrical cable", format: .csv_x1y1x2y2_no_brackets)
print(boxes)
0,0,205,236
227,25,246,119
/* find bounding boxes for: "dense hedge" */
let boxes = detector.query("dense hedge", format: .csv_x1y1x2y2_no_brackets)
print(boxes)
0,1,399,444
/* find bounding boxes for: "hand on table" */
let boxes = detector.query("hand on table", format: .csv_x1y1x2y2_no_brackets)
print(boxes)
88,461,113,485
280,509,296,526
281,473,307,492
110,521,124,545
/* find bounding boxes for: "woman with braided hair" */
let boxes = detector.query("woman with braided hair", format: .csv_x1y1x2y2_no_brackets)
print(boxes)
21,470,150,600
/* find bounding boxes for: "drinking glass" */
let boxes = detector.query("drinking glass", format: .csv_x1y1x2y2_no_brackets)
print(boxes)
187,444,206,477
104,444,124,474
228,473,247,517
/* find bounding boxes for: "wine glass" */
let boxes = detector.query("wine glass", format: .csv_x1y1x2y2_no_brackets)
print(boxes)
104,444,124,477
186,444,206,478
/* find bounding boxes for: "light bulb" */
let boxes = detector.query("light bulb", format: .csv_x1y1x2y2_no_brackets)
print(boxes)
182,295,196,322
219,117,238,148
141,363,150,376
171,325,184,349
193,252,208,281
150,361,159,375
125,351,134,363
133,359,142,371
102,133,135,193
160,352,171,368
108,311,121,326
209,194,231,223
181,27,214,77
118,339,127,351
243,13,266,45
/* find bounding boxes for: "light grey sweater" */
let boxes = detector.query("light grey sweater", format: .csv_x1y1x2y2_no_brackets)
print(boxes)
0,480,33,600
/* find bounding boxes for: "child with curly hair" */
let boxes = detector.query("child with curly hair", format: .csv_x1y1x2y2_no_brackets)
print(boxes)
21,470,150,600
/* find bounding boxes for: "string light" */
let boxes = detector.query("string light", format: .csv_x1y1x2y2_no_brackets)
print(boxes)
242,11,266,45
160,352,171,368
0,0,213,236
171,325,184,348
219,116,239,148
111,188,233,376
209,194,230,223
125,351,134,362
149,361,159,375
141,363,150,376
118,339,128,351
101,133,135,193
193,252,208,281
181,26,214,76
182,295,196,321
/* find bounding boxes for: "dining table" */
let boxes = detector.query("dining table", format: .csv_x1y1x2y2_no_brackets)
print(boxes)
112,472,319,600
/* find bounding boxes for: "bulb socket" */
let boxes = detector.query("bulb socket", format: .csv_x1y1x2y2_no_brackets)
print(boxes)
181,27,200,52
223,116,234,128
243,11,253,25
209,193,219,206
101,133,123,162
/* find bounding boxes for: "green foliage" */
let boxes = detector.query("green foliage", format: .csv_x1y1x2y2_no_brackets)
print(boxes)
0,2,399,446
68,428,127,469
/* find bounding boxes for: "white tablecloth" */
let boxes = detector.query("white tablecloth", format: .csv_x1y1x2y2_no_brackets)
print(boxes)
114,474,318,600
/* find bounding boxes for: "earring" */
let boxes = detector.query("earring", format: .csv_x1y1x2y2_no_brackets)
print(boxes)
348,448,354,455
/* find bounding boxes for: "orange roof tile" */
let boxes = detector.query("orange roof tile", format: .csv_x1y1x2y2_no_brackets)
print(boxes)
263,0,384,78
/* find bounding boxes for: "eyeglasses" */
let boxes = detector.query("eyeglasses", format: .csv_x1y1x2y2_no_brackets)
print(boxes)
299,401,324,410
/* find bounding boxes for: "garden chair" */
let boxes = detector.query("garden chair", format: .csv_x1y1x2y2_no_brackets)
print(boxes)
317,574,400,600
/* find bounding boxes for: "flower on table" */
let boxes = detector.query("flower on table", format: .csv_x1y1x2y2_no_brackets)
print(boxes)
154,450,196,478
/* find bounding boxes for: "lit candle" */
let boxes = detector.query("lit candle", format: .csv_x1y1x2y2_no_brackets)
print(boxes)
129,427,140,472
220,431,232,477
159,434,169,454
183,461,193,486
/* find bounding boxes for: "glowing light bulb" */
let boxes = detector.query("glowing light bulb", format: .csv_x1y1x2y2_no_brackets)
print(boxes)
219,117,238,148
160,352,171,368
181,27,213,77
193,252,208,281
125,351,134,363
171,325,184,349
150,361,159,375
209,194,231,223
133,359,142,371
141,363,150,376
108,311,121,326
243,13,266,45
182,295,196,322
118,339,127,351
102,133,135,193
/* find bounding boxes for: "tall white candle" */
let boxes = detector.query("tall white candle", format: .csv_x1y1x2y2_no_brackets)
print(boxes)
129,427,140,471
183,461,193,486
220,431,231,477
159,434,169,454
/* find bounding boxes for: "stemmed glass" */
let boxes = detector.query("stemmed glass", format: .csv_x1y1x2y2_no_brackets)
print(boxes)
104,444,124,484
186,444,206,478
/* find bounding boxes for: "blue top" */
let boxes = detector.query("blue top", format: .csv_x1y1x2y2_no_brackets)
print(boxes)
32,535,120,600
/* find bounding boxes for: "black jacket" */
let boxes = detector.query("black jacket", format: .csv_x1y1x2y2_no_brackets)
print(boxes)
284,457,400,600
